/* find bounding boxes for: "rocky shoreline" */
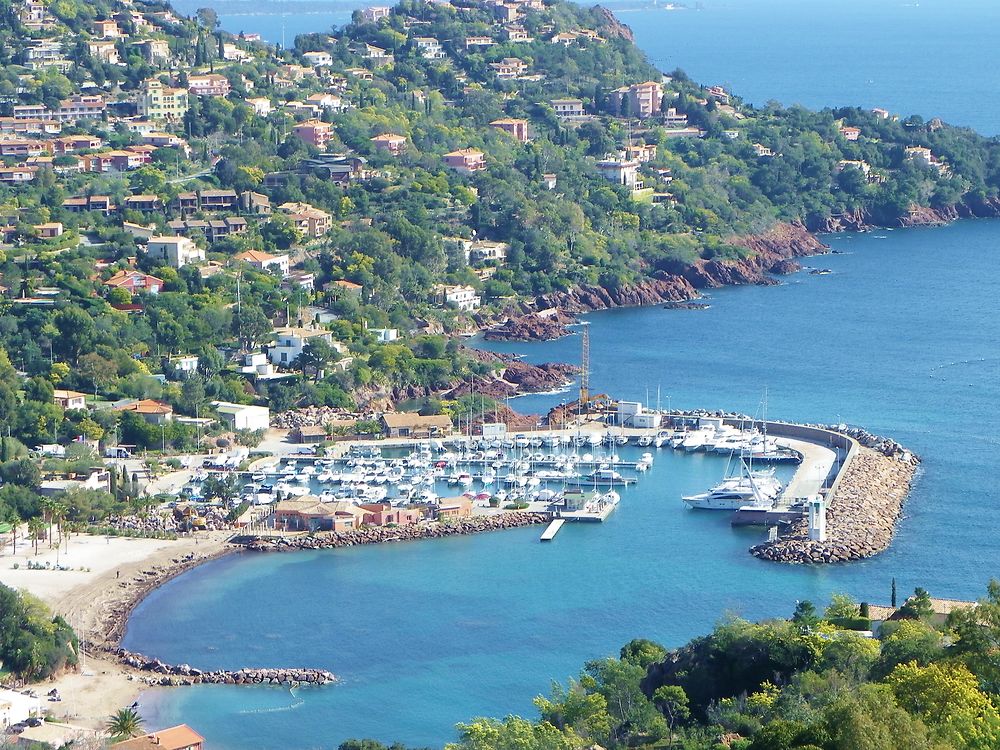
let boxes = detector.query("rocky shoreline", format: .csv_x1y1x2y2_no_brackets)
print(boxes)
485,222,828,341
749,445,920,564
233,511,550,552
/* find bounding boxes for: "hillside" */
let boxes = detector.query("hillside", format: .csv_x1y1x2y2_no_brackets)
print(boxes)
0,0,998,457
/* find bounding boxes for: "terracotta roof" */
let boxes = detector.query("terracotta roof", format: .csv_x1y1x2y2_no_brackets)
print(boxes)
53,389,86,399
112,724,205,750
104,269,164,288
115,399,173,415
234,249,280,263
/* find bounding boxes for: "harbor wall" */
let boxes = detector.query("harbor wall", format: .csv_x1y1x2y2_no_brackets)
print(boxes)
721,418,859,500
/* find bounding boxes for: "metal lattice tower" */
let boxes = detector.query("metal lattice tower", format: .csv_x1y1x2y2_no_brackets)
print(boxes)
579,322,590,410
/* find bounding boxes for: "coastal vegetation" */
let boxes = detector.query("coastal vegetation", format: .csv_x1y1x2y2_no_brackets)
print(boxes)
0,583,79,681
336,583,1000,750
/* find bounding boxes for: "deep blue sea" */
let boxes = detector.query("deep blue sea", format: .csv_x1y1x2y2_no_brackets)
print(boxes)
126,3,1000,748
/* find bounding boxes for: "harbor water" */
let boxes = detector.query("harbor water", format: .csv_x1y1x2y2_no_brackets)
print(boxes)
126,1,1000,746
129,221,1000,748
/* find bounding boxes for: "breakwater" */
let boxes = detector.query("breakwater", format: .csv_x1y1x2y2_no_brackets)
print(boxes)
105,647,335,687
234,512,550,551
750,445,920,564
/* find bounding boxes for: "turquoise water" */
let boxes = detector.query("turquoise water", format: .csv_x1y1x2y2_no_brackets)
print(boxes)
126,2,1000,746
127,221,1000,748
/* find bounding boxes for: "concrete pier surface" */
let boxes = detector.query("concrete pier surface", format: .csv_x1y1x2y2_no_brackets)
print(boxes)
776,437,837,503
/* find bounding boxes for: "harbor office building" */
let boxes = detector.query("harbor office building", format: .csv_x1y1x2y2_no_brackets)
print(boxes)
615,401,661,429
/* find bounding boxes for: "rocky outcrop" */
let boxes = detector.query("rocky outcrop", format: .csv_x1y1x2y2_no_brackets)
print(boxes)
770,259,803,275
235,513,549,552
534,275,698,314
592,5,635,42
483,310,577,342
750,446,920,564
106,647,336,686
502,361,576,391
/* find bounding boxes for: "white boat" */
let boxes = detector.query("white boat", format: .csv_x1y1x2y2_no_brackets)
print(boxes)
637,435,654,447
681,427,715,452
682,462,782,510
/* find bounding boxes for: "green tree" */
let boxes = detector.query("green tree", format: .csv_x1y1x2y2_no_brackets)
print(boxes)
898,588,935,620
887,661,1000,750
652,685,690,744
232,304,272,351
825,593,860,620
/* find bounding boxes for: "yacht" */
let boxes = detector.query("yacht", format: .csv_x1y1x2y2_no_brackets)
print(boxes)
682,463,782,510
680,427,715,452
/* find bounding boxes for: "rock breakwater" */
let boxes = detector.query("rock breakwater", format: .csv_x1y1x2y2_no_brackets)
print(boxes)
105,647,335,687
235,512,549,552
750,446,920,564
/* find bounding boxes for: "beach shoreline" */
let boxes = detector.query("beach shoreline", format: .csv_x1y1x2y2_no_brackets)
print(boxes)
0,511,550,729
0,530,235,729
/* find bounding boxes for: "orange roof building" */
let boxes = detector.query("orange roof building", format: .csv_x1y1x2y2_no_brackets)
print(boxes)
112,724,205,750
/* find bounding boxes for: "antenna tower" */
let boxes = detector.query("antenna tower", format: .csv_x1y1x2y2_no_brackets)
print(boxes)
579,322,590,411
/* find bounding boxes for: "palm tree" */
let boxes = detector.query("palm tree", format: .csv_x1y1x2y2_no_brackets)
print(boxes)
27,518,45,555
39,498,55,549
50,501,67,547
106,707,144,740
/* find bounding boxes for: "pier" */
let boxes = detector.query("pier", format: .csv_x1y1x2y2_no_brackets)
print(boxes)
540,519,565,541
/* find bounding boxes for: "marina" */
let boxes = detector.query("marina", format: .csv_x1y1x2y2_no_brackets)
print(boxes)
162,408,860,537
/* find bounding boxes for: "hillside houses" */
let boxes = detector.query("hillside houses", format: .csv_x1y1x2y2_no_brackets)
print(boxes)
444,149,486,174
371,133,407,155
489,118,529,143
278,202,333,237
607,81,663,118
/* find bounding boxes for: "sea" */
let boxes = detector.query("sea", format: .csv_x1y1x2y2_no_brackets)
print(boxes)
125,2,1000,748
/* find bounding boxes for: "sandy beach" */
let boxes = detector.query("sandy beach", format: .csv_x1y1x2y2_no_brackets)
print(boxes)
0,528,234,729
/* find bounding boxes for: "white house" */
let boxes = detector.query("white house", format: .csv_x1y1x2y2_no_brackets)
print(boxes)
596,158,642,189
434,284,481,311
413,37,445,59
302,50,333,67
53,389,87,410
212,401,270,432
170,354,199,375
268,327,337,366
234,249,290,276
370,327,398,342
145,236,205,268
